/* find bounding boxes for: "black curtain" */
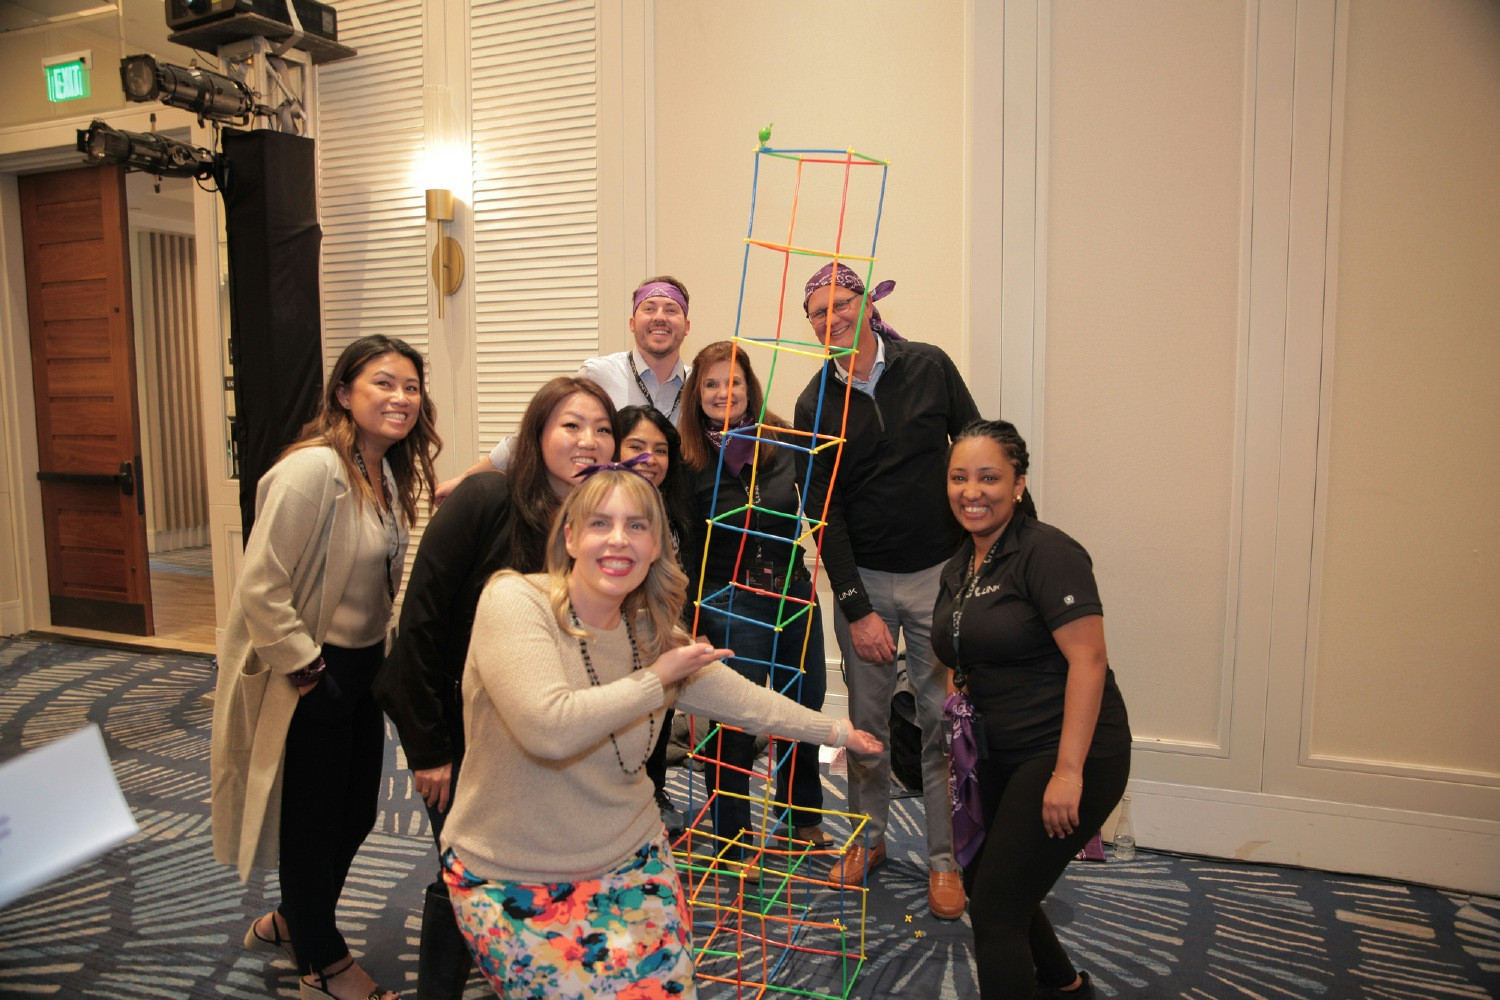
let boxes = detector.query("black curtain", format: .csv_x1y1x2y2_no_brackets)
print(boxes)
220,128,323,540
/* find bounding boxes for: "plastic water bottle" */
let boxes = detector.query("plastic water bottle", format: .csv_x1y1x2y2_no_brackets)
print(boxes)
1112,794,1137,861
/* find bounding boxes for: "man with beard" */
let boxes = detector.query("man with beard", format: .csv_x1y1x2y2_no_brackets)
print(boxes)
435,274,694,500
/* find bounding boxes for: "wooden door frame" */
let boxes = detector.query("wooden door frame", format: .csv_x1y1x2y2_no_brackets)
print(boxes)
0,107,229,640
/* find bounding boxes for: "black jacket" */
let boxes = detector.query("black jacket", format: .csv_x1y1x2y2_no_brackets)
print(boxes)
793,335,979,621
373,472,515,770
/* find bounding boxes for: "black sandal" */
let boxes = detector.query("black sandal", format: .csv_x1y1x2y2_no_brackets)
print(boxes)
300,956,396,1000
242,911,296,965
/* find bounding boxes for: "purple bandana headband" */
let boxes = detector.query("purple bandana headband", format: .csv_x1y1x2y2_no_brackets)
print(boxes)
632,282,688,315
801,262,903,342
573,451,654,483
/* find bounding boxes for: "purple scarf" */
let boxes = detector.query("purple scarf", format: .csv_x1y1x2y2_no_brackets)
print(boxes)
705,413,758,477
945,691,985,868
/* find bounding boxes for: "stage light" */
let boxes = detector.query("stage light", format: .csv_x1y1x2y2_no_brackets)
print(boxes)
119,54,253,125
77,120,219,180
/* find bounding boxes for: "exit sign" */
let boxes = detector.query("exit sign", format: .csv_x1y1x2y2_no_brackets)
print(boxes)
43,51,92,103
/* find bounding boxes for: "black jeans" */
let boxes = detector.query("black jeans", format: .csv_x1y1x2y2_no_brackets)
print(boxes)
277,640,385,975
965,749,1131,999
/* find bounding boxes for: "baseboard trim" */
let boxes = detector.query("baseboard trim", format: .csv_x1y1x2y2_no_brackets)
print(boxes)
1118,779,1500,895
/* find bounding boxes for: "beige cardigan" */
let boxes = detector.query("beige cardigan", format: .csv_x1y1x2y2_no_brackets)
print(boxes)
210,446,407,882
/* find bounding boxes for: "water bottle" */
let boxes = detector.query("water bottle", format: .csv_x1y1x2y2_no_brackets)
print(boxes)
1112,794,1137,861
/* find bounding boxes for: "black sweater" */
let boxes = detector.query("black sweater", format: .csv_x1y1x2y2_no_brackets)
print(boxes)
793,335,979,622
373,472,516,770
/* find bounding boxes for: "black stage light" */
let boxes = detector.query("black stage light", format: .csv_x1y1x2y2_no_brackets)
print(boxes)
119,54,253,125
77,120,219,180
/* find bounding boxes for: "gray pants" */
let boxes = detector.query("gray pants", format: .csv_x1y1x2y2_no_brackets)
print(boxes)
831,561,957,873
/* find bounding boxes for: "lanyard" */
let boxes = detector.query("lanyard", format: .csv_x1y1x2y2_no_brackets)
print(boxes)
949,536,1002,688
351,450,397,603
627,352,683,420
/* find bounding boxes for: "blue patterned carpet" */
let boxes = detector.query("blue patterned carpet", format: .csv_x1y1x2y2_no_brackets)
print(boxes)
0,635,1497,999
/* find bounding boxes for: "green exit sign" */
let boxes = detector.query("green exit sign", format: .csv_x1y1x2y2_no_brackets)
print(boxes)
43,52,92,103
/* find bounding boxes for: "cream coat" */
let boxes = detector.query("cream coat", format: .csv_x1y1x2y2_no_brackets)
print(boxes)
210,446,406,882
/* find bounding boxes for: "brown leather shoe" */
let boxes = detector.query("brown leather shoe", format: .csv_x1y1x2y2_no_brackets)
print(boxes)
828,840,887,885
928,869,966,920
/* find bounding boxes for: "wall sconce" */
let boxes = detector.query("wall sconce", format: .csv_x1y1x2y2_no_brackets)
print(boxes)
425,188,464,318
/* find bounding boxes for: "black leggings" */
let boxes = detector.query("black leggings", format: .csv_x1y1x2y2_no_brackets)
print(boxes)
964,750,1131,999
277,640,386,975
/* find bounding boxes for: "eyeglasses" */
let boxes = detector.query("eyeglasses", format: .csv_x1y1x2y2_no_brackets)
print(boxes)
808,295,863,326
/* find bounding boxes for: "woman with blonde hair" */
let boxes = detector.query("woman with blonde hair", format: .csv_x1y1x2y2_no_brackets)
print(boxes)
438,467,881,998
213,334,440,1000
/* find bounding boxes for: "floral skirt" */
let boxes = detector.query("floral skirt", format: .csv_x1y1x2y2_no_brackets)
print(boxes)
442,829,696,999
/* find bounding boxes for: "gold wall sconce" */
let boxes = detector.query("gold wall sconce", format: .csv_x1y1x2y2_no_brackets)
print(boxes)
425,188,464,318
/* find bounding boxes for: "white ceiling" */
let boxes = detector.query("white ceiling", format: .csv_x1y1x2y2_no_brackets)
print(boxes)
0,2,119,34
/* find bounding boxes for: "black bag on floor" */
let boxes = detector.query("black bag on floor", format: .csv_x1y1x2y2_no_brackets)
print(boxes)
889,687,923,792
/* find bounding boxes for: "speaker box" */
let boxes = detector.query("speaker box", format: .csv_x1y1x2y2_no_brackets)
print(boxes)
166,0,337,42
219,128,325,539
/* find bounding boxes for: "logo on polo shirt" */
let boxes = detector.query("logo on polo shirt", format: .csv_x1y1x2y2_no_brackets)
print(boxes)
1063,595,1075,605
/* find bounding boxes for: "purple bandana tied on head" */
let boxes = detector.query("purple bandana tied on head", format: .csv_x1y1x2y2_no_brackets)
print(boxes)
945,690,985,868
632,281,688,315
802,262,904,342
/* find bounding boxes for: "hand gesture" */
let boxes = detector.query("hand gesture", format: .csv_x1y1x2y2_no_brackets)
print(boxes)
650,642,733,686
841,726,883,755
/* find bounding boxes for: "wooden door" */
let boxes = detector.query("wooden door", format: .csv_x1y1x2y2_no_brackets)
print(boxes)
19,165,154,636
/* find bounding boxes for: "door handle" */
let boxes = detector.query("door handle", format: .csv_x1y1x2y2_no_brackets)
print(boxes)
38,460,135,496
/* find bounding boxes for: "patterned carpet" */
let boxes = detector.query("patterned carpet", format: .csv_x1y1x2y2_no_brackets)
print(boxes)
0,634,1497,999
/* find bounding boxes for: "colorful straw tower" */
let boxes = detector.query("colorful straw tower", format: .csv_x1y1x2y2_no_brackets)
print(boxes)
676,132,889,999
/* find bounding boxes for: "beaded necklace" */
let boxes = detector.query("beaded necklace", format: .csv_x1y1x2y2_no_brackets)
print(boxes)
568,605,653,776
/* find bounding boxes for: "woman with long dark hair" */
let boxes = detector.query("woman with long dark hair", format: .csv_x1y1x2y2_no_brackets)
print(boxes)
439,468,880,998
375,375,614,1000
213,335,440,1000
934,419,1131,999
678,340,832,857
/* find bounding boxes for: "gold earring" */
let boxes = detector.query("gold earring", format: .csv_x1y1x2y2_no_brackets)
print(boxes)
1013,494,1023,502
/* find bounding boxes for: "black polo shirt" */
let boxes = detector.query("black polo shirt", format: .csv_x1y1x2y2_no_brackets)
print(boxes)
933,514,1131,764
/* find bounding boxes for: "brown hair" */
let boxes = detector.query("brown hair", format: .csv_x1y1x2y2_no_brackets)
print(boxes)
507,376,617,573
282,334,440,523
678,340,787,472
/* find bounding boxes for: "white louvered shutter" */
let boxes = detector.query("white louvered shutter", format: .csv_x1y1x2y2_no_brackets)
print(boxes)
471,0,601,446
317,0,434,579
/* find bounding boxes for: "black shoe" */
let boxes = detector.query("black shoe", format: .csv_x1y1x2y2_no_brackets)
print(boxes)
655,787,687,835
1035,970,1095,999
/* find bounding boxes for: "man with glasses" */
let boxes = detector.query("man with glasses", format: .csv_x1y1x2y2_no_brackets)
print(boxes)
794,262,979,921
